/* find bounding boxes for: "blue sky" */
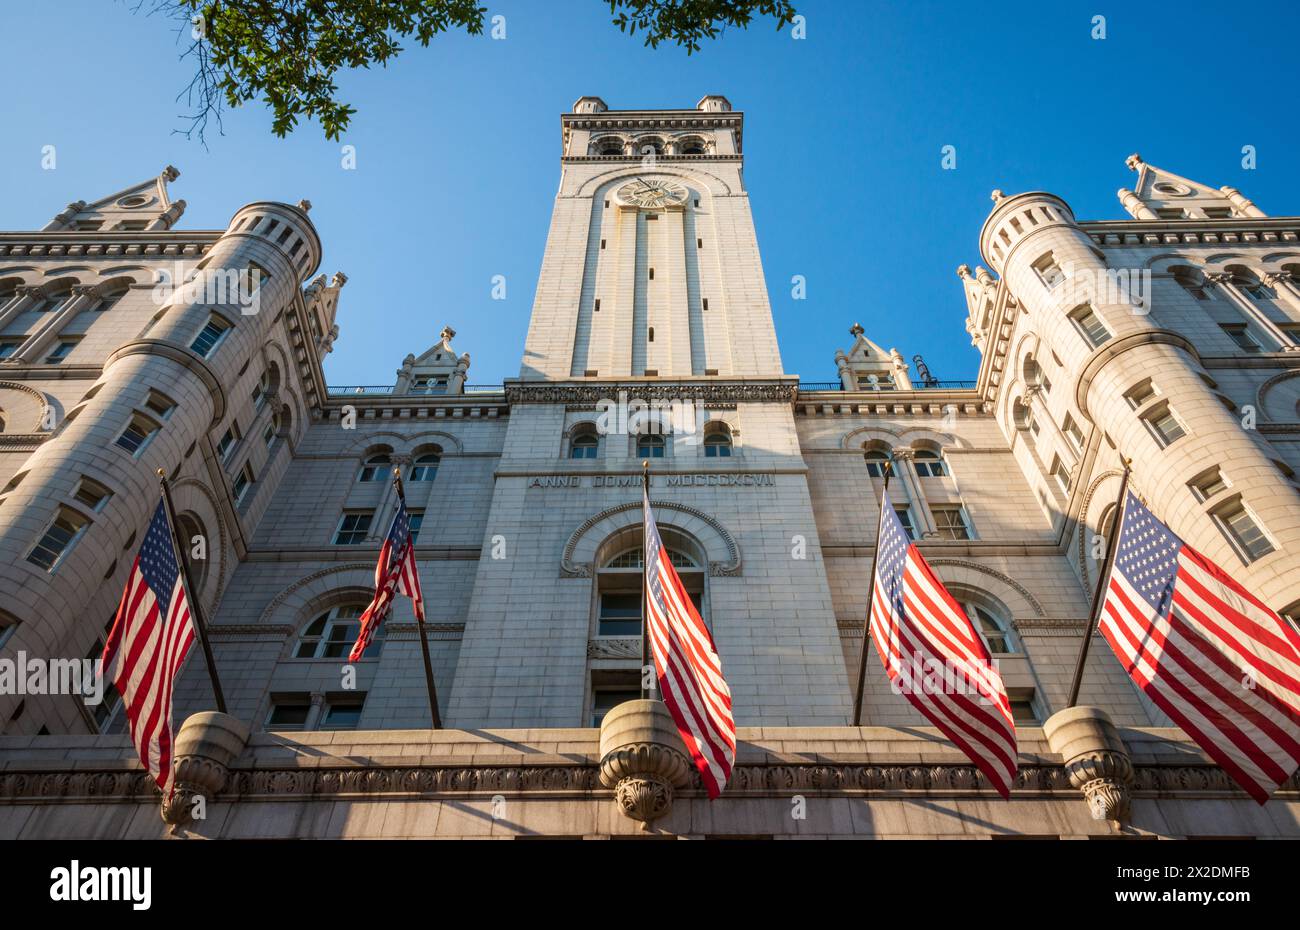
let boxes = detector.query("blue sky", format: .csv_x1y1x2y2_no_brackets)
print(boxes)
2,0,1297,386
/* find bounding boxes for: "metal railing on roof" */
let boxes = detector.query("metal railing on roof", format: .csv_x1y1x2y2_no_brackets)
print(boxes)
797,379,977,392
326,384,505,397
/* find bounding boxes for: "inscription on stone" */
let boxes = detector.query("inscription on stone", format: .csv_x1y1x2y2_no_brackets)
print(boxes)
526,474,775,489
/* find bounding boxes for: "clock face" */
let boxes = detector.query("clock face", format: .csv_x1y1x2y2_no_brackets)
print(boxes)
615,179,689,209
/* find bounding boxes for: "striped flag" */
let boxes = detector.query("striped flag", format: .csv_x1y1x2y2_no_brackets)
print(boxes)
643,491,736,798
1098,491,1300,803
101,499,196,798
348,497,424,662
869,489,1018,797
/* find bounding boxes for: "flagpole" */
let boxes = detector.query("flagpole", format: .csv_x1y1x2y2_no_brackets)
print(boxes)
394,468,441,729
852,460,894,727
1066,457,1132,708
156,469,226,715
641,460,651,701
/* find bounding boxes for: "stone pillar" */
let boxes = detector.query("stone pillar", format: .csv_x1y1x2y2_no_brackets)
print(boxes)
147,199,188,231
1117,188,1157,220
835,350,853,390
889,348,914,389
1262,273,1300,350
598,699,693,828
890,447,935,538
9,286,97,363
1043,705,1134,823
449,353,471,394
160,711,251,830
0,286,48,337
1219,186,1267,218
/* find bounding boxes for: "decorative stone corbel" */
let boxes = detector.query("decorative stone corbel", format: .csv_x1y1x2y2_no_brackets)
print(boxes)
160,712,250,831
1043,705,1134,824
598,699,692,829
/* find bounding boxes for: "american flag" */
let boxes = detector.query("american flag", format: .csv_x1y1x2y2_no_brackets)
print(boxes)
348,497,424,662
1098,491,1300,803
101,499,196,798
869,489,1018,797
643,490,736,798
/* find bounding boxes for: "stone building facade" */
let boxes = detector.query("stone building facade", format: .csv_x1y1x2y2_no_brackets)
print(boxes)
0,97,1298,838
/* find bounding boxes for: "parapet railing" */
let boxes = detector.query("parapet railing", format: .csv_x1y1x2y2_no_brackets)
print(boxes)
326,384,506,397
797,379,977,392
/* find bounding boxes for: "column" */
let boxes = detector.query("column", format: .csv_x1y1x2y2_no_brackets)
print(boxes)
1206,272,1292,351
1219,186,1267,218
890,448,936,538
10,286,97,363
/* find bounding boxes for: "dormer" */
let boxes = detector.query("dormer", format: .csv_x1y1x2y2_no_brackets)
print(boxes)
956,264,1000,352
302,271,347,355
395,326,471,395
1118,154,1266,221
43,166,186,232
834,323,913,391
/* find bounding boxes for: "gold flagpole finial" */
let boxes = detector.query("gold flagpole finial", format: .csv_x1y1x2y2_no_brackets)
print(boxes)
156,468,165,479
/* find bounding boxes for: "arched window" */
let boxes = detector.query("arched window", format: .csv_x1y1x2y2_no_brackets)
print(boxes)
409,452,440,482
637,138,665,157
570,431,599,459
960,600,1017,654
597,139,626,156
913,449,947,477
679,140,707,155
637,434,666,458
597,545,700,636
1172,265,1211,301
864,448,890,478
293,604,382,659
703,425,732,458
175,513,210,594
357,453,391,482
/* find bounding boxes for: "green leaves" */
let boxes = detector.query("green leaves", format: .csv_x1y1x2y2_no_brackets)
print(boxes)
608,0,797,54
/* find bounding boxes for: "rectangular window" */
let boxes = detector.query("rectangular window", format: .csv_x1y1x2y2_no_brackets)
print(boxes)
931,506,972,540
598,593,642,637
0,342,18,360
1156,208,1184,220
1124,378,1157,409
1141,401,1187,448
408,511,424,544
320,694,365,730
216,421,241,460
231,463,254,503
1008,690,1040,724
144,390,176,420
27,507,89,571
1062,413,1084,450
591,686,641,727
246,261,272,291
1188,467,1228,502
1031,252,1066,290
86,632,122,731
1051,455,1071,491
1203,207,1233,219
702,298,709,312
1068,304,1111,348
334,511,373,545
114,220,148,231
1220,323,1262,353
266,695,312,731
0,618,16,651
73,477,113,512
189,315,232,358
894,505,916,540
73,220,103,231
45,339,79,363
1213,498,1274,562
263,420,276,449
115,412,161,457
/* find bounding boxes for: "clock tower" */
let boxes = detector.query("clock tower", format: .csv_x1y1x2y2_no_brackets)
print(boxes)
519,95,783,380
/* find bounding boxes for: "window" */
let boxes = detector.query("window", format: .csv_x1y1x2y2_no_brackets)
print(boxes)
1280,602,1300,630
1140,402,1187,447
1062,413,1084,450
408,511,424,544
1203,207,1233,219
1156,208,1185,220
190,315,232,358
231,464,254,503
963,602,1017,654
263,418,278,450
894,505,916,540
246,261,271,291
1032,252,1066,290
333,512,373,545
115,412,161,456
27,507,89,571
0,616,19,651
1188,467,1228,502
114,220,148,231
570,433,599,459
1123,378,1157,409
703,429,732,458
44,339,78,364
1051,455,1071,491
1068,304,1111,348
252,371,270,411
85,628,123,731
413,377,448,395
321,695,365,730
73,220,103,231
932,506,972,540
1213,498,1274,562
409,452,440,481
1242,282,1276,301
857,373,894,391
0,342,17,360
1220,323,1262,353
144,390,176,420
73,477,112,512
1008,691,1040,725
358,453,391,482
591,687,640,727
216,421,241,460
864,449,890,478
266,696,312,730
637,434,666,458
913,450,947,477
295,605,379,659
598,593,642,637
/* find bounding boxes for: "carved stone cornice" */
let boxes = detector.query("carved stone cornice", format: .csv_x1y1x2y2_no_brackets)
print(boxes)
505,380,798,406
560,499,741,577
588,637,641,659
